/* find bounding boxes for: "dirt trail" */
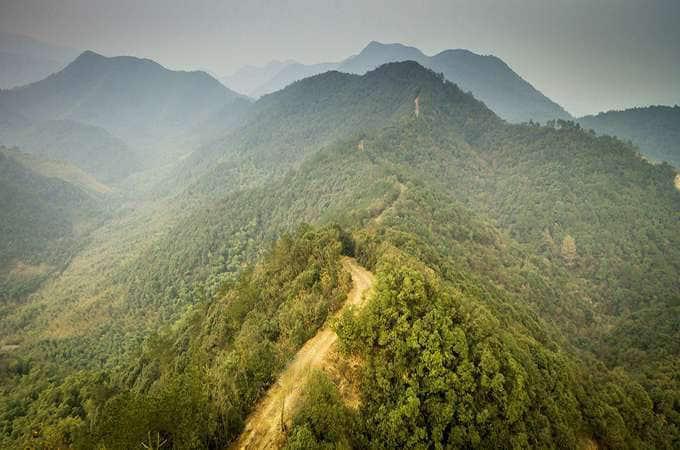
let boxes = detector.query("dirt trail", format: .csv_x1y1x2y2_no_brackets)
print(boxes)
231,257,374,450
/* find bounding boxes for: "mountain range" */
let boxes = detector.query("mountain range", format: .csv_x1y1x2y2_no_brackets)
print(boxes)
223,41,571,123
0,50,243,143
0,58,677,449
0,50,248,180
0,35,678,449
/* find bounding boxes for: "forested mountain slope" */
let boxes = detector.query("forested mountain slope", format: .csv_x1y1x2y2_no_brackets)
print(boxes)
1,147,112,194
0,51,244,148
178,62,492,194
0,62,677,449
577,105,680,167
0,119,140,182
0,147,105,300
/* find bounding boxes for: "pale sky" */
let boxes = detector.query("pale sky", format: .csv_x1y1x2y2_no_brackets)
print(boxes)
1,0,678,116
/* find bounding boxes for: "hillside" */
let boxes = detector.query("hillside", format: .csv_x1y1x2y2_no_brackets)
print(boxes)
1,147,112,194
578,105,680,167
0,62,678,449
234,257,374,449
0,147,105,300
183,61,496,194
0,119,140,182
0,51,243,147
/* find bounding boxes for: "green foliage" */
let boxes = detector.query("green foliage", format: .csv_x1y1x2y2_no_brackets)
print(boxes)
1,61,678,449
338,247,672,448
284,371,356,450
0,225,352,448
0,147,105,300
577,105,680,167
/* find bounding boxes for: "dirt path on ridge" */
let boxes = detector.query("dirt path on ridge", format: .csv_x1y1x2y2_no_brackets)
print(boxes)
230,257,374,450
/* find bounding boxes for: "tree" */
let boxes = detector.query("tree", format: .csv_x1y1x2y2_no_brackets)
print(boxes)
561,234,577,267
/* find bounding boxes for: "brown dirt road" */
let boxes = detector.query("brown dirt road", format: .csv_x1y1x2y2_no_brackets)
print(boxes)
230,257,374,450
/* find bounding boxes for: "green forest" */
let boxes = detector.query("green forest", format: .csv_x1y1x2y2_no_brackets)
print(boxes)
0,60,678,449
577,105,680,167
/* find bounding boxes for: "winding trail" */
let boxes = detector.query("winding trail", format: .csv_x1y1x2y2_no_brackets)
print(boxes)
231,257,375,450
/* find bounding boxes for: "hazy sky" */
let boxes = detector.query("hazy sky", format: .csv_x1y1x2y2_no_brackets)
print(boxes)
1,0,678,116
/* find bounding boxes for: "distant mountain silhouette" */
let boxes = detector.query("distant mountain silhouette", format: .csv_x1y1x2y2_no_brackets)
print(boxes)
0,50,244,146
577,105,680,167
249,62,340,98
222,60,295,96
337,41,429,73
0,32,80,89
224,41,570,123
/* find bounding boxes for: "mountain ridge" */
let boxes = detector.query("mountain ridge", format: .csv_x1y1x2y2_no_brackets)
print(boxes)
577,104,680,167
0,50,249,169
0,53,678,450
224,41,571,123
0,50,243,143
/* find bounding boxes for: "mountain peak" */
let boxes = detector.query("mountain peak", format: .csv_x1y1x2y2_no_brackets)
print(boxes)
70,50,110,66
365,40,389,50
0,50,243,147
77,49,104,59
367,60,435,78
358,40,425,58
364,40,414,50
338,41,427,76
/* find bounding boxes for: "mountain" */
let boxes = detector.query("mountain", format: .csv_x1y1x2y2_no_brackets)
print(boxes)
0,51,244,148
577,105,680,167
221,60,294,95
180,61,495,195
0,119,140,182
0,33,80,89
427,48,571,123
1,62,678,449
232,41,570,123
338,41,571,122
338,40,429,73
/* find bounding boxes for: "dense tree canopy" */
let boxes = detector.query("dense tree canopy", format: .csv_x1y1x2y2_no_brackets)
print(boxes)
1,61,677,449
